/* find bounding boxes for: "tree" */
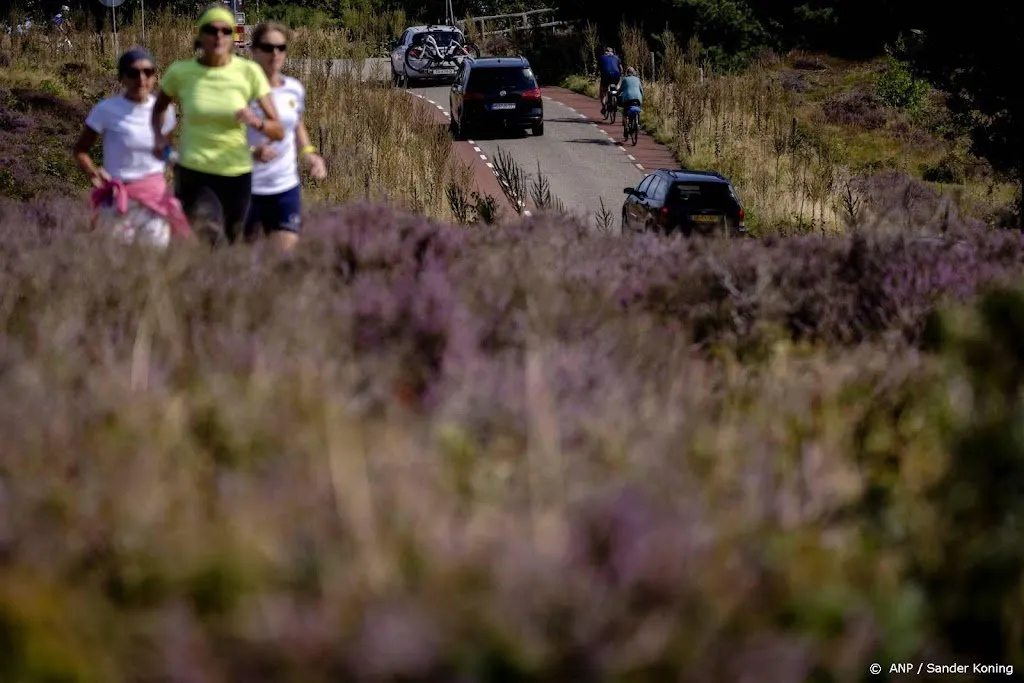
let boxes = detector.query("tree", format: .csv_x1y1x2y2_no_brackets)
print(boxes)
903,3,1023,225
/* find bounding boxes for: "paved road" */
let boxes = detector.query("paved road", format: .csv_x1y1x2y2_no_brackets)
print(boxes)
293,57,643,227
413,82,642,227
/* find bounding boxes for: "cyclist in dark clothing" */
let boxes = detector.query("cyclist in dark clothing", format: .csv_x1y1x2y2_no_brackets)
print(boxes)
597,47,621,116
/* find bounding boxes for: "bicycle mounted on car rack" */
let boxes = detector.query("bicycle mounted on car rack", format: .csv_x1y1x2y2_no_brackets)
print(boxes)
404,32,480,81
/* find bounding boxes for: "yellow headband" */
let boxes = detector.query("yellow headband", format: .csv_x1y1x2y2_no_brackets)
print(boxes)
197,6,234,31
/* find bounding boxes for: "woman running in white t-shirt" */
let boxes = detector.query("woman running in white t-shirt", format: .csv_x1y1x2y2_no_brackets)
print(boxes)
73,47,191,247
245,22,327,253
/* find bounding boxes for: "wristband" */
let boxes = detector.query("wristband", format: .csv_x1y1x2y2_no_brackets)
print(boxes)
299,144,316,158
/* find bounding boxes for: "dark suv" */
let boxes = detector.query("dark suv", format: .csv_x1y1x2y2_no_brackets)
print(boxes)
622,169,746,237
449,56,544,139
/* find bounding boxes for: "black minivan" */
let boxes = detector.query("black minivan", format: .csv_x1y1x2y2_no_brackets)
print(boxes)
622,168,747,237
449,56,544,139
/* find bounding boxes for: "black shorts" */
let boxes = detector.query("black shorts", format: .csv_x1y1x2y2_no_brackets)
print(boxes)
245,185,302,235
174,165,253,245
600,74,620,87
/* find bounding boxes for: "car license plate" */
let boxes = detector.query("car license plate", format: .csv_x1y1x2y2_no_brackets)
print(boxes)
692,215,721,223
432,68,456,74
491,103,516,110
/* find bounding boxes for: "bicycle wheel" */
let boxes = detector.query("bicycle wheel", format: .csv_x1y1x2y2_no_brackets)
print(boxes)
630,117,638,145
404,44,432,80
608,103,617,124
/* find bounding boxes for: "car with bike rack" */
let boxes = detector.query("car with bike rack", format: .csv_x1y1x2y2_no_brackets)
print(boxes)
622,168,747,237
389,24,480,87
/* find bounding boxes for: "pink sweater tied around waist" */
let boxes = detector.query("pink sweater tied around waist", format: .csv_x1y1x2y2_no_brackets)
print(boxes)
90,172,192,239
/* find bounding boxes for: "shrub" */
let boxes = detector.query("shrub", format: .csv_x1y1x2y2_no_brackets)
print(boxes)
0,86,92,200
778,70,811,93
875,55,929,110
2,201,1024,679
908,285,1024,669
822,90,887,129
786,51,827,70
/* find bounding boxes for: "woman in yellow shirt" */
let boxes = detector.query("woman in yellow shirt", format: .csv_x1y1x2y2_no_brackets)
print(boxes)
151,4,284,245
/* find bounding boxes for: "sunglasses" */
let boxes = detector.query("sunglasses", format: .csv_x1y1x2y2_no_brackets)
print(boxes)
256,42,287,53
201,25,234,36
124,66,156,78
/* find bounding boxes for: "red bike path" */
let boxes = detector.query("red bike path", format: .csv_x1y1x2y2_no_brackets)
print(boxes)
410,93,523,221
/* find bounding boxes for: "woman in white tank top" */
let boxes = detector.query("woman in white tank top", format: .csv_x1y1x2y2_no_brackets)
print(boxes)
73,47,192,247
245,22,327,253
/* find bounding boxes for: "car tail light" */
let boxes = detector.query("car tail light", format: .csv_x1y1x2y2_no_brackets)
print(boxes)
660,206,669,217
738,207,745,224
521,87,541,99
459,47,469,55
463,91,484,100
409,47,422,57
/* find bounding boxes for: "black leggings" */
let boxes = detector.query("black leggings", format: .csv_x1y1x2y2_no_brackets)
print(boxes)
174,166,252,245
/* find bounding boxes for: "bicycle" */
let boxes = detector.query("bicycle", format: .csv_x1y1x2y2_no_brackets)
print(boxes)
402,34,478,86
623,102,640,146
603,83,619,124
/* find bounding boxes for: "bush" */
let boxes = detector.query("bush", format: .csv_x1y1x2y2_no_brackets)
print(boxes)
792,54,827,70
0,86,93,200
875,56,929,110
3,201,1024,679
778,70,811,93
908,285,1024,669
822,90,887,129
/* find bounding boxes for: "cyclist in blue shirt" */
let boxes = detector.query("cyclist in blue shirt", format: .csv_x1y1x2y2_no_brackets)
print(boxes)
597,46,621,116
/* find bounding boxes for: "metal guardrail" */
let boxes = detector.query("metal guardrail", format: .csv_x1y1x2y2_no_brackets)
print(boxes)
454,7,571,37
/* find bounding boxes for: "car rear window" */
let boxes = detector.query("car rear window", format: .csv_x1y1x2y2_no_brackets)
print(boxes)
667,181,736,210
467,67,537,92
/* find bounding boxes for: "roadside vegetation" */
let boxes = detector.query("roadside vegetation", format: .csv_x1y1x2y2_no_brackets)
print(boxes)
3,3,1024,682
555,23,1018,234
3,191,1024,680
